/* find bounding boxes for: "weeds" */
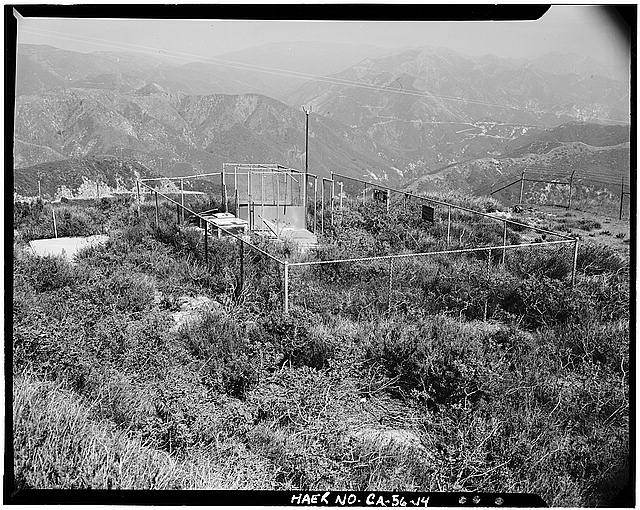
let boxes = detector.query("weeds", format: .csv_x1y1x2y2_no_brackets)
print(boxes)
11,193,629,504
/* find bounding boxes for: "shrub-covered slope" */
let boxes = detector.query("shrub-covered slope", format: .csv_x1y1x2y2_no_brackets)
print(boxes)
12,195,629,505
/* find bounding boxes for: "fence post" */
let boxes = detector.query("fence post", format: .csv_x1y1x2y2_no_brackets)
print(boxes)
96,182,100,199
339,182,344,224
283,261,289,315
180,178,185,223
236,240,244,301
447,205,452,248
386,190,390,213
313,179,317,234
38,179,42,200
388,258,394,314
221,166,226,212
502,220,507,264
154,191,159,229
331,180,335,228
261,174,265,224
568,170,575,210
204,221,209,268
571,238,579,288
52,207,58,238
519,170,526,205
363,183,367,204
276,175,280,223
235,189,239,217
484,248,491,321
321,180,325,235
136,181,141,215
619,177,624,220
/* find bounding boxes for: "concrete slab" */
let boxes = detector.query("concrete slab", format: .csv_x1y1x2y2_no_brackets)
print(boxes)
28,235,109,262
262,218,318,250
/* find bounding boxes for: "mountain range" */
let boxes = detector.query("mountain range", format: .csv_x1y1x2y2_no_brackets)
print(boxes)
13,43,630,203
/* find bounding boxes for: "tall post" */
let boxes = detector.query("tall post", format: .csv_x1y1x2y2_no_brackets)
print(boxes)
221,165,226,212
447,205,452,248
234,166,238,200
321,179,325,235
96,182,99,199
136,181,141,215
330,179,335,228
236,241,244,301
386,190,390,213
154,191,159,229
283,261,289,315
484,248,491,321
276,175,280,223
568,170,575,210
235,189,239,217
302,105,311,230
619,177,625,220
501,220,507,265
313,178,318,234
204,221,209,268
339,182,344,225
247,169,251,208
261,174,265,225
51,207,58,238
519,170,526,205
180,178,185,223
388,258,394,315
38,179,42,200
571,238,579,288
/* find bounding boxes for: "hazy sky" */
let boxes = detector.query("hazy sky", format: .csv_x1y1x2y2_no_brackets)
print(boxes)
16,6,630,71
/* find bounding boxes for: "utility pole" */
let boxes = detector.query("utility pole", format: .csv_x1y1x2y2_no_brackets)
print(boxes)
302,105,312,230
568,170,576,210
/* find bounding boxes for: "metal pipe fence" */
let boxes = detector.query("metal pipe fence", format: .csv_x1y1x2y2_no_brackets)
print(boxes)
489,170,632,220
139,165,579,317
138,180,288,312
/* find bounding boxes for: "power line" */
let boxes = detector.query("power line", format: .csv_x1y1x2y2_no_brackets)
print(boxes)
20,27,630,125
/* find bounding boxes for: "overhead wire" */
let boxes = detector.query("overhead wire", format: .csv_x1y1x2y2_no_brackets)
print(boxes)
20,26,630,125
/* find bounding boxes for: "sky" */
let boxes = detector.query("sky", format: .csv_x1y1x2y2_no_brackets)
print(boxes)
16,6,630,74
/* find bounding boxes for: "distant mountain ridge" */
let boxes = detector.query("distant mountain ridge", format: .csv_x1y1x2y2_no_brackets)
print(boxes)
403,122,631,208
15,43,389,102
14,43,630,205
14,87,394,181
288,46,629,178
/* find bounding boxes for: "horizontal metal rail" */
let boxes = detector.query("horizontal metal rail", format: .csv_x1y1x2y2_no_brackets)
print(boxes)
288,239,574,267
138,181,284,265
140,172,222,182
332,172,574,241
524,178,570,185
490,179,521,195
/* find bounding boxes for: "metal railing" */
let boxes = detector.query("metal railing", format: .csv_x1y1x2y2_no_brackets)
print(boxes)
139,165,580,316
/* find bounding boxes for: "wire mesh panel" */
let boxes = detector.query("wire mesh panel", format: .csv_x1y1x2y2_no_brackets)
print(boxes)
138,181,288,312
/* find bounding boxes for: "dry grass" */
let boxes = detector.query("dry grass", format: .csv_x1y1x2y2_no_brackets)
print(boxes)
11,196,630,505
13,374,275,489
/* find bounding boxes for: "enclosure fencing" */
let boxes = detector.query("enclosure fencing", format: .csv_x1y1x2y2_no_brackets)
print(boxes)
139,165,579,316
488,169,631,220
